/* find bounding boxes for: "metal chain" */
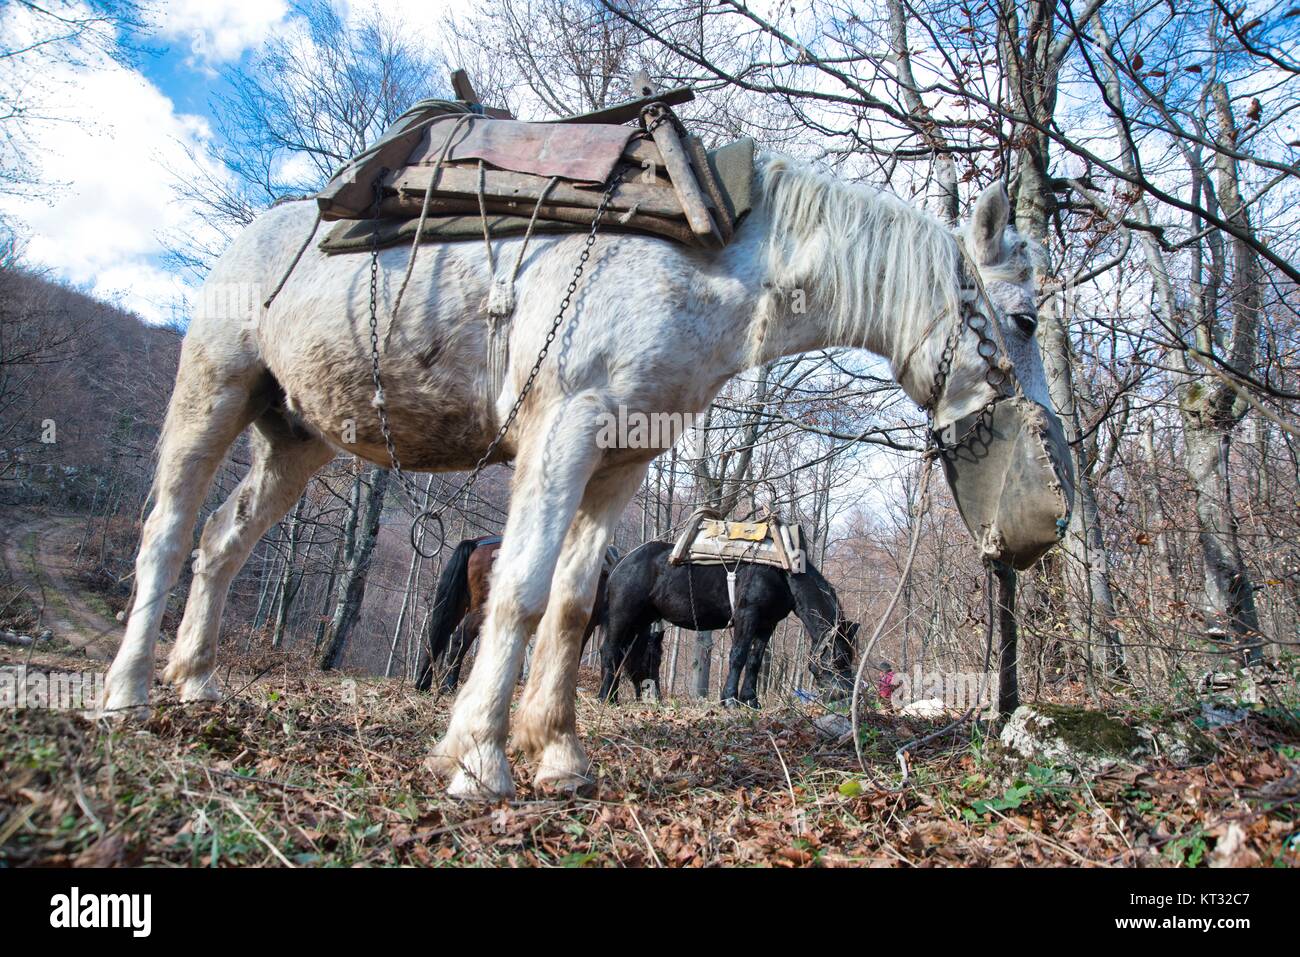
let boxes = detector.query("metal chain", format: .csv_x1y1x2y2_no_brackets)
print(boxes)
925,293,1015,460
392,166,627,557
363,169,426,515
368,243,422,506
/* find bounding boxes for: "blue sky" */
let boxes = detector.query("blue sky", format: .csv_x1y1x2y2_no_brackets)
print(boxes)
0,0,455,323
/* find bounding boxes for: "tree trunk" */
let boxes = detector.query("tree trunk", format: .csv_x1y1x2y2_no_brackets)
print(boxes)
385,474,433,677
271,496,305,648
1172,82,1264,664
319,467,390,671
994,563,1019,716
998,0,1126,679
691,630,713,698
1179,419,1262,661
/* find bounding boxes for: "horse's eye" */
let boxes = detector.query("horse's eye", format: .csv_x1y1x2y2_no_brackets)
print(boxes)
1012,312,1038,336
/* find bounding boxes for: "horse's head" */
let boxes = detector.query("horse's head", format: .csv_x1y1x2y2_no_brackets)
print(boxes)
916,183,1075,570
810,618,858,698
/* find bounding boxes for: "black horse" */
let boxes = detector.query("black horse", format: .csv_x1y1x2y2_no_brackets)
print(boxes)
600,542,858,707
602,622,666,702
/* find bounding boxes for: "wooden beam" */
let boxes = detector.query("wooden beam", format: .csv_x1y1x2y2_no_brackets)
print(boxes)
685,134,733,242
376,195,700,246
386,163,687,219
645,104,721,245
450,68,514,119
450,69,479,104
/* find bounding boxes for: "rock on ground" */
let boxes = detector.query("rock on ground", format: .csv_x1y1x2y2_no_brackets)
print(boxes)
999,703,1147,773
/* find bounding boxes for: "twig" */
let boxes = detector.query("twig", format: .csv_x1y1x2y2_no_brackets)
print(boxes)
222,797,295,868
628,806,663,867
767,731,803,837
987,805,1105,867
851,454,935,784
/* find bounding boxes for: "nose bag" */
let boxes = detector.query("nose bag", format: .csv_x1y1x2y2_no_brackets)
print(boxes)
936,397,1075,570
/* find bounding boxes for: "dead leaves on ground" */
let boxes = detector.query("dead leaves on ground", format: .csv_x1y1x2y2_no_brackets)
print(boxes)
0,654,1297,867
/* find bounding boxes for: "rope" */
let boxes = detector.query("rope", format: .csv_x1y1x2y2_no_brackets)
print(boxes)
387,112,474,348
476,160,495,275
262,209,323,310
844,451,1010,791
403,168,626,558
891,565,999,785
509,176,560,285
485,176,561,404
849,450,936,786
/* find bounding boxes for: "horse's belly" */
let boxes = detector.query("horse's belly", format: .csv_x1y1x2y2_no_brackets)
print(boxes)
265,329,498,471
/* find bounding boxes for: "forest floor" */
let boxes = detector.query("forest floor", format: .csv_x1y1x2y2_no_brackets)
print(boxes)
2,641,1298,867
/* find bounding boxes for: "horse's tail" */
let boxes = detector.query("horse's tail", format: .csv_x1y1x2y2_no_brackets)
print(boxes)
415,537,479,691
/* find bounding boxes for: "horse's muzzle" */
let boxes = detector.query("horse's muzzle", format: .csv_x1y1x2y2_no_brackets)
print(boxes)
936,396,1075,571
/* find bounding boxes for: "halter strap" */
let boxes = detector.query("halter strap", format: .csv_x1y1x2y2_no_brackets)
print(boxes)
913,237,1026,426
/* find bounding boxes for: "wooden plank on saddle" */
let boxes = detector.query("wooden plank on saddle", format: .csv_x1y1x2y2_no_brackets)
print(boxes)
622,137,669,178
645,103,722,246
555,86,696,126
669,510,711,565
317,123,434,220
385,164,688,219
376,195,699,246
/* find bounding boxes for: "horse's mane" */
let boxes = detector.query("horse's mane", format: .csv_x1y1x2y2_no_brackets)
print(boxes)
757,154,961,366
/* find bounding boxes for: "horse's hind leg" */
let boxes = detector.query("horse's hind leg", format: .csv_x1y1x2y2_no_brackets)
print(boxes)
102,348,266,714
440,609,482,693
514,460,647,794
738,624,775,709
162,411,333,700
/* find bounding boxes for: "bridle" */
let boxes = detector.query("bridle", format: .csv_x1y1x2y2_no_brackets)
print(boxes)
916,241,1028,461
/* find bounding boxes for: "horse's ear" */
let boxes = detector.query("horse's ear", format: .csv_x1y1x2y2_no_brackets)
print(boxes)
969,182,1010,266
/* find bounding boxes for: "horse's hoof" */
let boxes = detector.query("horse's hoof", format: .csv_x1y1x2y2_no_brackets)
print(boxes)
448,766,516,801
535,770,595,798
534,762,594,798
98,701,148,721
432,737,516,801
176,674,222,704
99,676,150,720
532,738,592,797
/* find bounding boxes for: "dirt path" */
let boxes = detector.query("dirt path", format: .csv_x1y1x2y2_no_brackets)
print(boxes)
0,510,123,660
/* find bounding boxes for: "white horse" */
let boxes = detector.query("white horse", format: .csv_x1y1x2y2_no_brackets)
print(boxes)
102,154,1058,799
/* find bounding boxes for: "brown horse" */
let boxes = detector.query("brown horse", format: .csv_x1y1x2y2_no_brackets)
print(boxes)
415,536,617,693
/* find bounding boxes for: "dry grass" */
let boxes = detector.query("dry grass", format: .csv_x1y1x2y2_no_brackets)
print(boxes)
1,646,1298,868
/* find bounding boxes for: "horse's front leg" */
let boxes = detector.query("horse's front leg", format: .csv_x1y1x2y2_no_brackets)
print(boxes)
721,616,755,707
429,395,607,800
513,460,647,794
738,625,774,709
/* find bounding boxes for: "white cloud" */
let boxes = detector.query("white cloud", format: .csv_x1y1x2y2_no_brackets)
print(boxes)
0,21,228,324
150,0,289,64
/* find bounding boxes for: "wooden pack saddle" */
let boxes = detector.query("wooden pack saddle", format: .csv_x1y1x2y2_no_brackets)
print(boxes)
315,70,751,252
669,508,807,574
